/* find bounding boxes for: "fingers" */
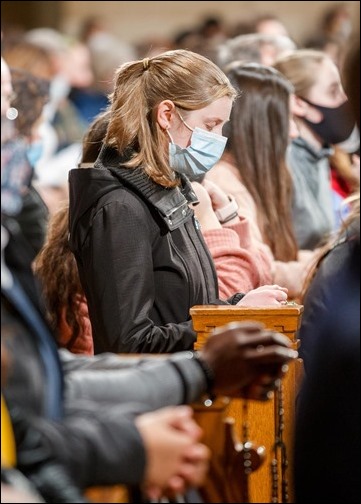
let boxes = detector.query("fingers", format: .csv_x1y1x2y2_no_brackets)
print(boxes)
237,329,297,365
267,285,289,304
256,287,288,303
243,344,298,364
213,322,292,347
257,284,288,291
237,285,289,307
145,443,210,499
273,285,288,293
149,405,203,440
138,404,209,499
276,290,288,303
234,329,293,349
170,413,203,441
204,321,297,400
242,374,286,401
154,405,193,423
202,179,226,202
145,484,162,501
182,443,211,465
171,444,210,490
166,475,186,495
178,457,210,487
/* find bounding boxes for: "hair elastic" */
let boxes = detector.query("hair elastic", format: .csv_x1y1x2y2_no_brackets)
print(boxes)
142,58,150,71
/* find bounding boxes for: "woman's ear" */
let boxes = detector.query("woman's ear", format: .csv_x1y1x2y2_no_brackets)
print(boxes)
293,95,323,123
291,95,308,118
156,100,176,130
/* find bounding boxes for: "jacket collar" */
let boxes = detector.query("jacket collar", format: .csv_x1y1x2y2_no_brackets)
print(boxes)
292,136,334,160
95,145,198,231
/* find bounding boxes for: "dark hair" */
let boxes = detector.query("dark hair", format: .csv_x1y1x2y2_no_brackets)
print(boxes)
342,36,360,128
81,109,111,164
226,62,298,261
9,67,50,138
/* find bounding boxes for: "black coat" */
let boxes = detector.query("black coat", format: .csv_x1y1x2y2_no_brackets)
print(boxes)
295,219,360,503
69,145,241,354
1,241,147,490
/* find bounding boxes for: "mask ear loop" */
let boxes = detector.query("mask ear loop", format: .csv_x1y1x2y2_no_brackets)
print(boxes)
177,110,194,132
166,109,194,144
165,128,175,144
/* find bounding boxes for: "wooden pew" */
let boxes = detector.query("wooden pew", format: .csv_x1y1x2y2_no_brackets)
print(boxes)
86,303,303,503
193,396,266,503
85,485,130,503
191,304,304,504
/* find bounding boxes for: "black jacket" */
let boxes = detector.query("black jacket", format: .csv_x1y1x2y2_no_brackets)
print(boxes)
295,219,360,503
69,145,241,353
1,218,209,491
5,407,88,503
1,242,147,492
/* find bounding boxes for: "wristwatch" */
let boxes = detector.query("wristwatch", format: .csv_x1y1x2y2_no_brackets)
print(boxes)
215,195,239,224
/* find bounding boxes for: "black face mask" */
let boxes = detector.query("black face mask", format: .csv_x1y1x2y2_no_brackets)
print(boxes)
301,98,355,145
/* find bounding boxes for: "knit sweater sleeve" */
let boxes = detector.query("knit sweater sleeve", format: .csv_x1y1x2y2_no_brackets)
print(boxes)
202,217,272,299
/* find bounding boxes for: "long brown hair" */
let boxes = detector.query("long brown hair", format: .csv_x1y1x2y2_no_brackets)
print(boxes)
226,62,298,261
34,205,84,348
105,49,237,187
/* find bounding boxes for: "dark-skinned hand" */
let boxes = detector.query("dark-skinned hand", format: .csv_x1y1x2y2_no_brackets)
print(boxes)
199,321,298,400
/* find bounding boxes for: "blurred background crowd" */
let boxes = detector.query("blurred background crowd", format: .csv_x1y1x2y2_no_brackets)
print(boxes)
1,1,359,217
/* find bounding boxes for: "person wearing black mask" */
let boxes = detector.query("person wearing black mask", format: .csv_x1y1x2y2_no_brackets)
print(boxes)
294,39,360,503
274,49,358,250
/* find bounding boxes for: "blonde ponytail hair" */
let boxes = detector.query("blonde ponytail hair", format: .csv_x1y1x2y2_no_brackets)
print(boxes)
105,49,236,187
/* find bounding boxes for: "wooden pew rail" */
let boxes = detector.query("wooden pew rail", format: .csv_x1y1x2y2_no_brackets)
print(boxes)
86,303,304,503
191,303,304,504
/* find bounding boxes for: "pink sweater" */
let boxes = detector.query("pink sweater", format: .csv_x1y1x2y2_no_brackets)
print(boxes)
203,217,272,300
206,159,316,299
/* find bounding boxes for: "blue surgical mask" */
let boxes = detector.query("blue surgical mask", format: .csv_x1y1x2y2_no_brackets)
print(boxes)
168,114,227,179
26,141,44,167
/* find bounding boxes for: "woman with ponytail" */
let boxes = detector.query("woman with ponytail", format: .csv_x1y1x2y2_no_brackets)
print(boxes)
68,49,288,354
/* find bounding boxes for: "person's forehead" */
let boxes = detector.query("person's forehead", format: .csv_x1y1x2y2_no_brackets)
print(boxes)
191,96,232,119
313,58,339,87
320,58,339,78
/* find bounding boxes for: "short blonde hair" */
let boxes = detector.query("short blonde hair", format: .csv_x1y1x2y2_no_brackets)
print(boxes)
273,49,328,98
